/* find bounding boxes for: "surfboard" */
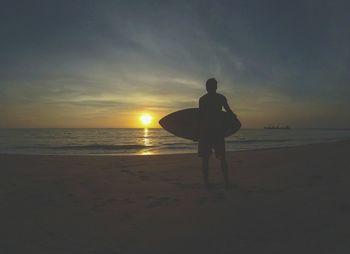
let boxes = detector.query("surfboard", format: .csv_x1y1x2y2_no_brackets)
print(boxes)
159,108,241,140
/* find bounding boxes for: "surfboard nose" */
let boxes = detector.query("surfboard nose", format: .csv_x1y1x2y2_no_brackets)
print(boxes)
158,116,167,129
158,119,164,128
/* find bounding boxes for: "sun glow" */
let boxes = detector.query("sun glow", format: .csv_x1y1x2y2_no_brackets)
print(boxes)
140,114,153,126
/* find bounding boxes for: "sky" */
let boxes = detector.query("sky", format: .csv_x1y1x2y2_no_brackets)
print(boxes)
1,0,349,128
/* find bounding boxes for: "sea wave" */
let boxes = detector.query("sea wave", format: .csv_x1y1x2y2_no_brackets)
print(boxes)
227,139,289,144
49,144,152,150
160,145,193,149
162,142,194,146
160,139,290,146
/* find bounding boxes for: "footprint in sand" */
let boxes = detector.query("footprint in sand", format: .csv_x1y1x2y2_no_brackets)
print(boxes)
121,212,133,221
122,197,134,204
171,182,200,189
145,196,178,208
138,175,150,181
160,177,174,182
306,174,324,187
213,192,227,202
244,187,285,193
196,197,209,205
120,169,136,176
195,193,227,205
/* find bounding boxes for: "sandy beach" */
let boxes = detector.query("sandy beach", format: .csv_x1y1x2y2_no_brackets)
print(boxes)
1,141,350,253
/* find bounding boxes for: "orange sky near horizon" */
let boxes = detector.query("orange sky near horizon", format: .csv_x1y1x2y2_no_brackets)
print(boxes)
2,100,346,129
1,86,349,129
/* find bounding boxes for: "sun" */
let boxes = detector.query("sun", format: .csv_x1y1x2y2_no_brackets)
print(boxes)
140,114,153,126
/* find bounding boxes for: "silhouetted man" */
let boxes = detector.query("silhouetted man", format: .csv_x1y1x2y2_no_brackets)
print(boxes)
198,78,234,189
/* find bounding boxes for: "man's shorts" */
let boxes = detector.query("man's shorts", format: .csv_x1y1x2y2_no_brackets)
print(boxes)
198,137,225,159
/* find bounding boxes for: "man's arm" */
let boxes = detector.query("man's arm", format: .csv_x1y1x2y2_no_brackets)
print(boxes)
223,97,233,113
223,97,236,117
194,98,203,142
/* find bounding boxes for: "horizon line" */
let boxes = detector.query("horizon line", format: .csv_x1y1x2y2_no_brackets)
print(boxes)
1,127,350,130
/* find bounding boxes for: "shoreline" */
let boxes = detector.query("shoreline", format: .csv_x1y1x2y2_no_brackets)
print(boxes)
1,139,349,157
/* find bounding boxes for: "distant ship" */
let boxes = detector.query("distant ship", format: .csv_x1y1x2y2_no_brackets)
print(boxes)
264,125,291,130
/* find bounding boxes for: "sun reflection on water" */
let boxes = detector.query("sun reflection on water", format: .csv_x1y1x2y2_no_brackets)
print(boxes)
140,128,154,155
141,151,153,155
143,128,151,146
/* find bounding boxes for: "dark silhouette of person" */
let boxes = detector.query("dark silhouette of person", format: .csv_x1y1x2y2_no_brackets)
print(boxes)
198,78,234,189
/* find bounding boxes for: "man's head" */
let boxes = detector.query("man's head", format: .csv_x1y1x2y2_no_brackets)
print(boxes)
206,78,217,93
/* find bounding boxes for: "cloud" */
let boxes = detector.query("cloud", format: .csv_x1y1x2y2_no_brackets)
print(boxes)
1,0,350,127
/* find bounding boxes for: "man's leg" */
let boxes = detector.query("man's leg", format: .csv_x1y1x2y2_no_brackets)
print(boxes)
215,139,231,188
202,156,210,188
220,157,231,188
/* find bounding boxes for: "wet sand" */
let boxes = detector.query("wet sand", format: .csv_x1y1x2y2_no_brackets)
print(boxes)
1,141,350,253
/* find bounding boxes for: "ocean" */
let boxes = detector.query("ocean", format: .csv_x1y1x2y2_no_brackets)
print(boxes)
0,128,349,156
